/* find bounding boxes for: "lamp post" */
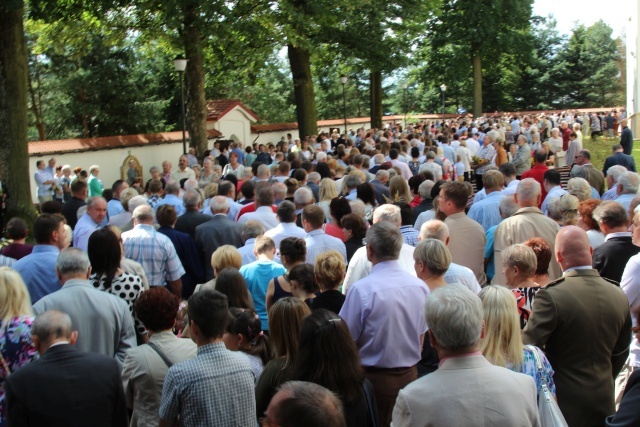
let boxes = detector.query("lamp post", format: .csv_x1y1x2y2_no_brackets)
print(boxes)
340,74,348,135
173,57,188,154
402,83,408,130
440,84,447,125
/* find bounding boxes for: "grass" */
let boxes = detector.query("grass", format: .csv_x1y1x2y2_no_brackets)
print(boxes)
582,137,640,171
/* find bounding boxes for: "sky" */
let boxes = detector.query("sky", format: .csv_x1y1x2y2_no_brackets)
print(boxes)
533,0,629,39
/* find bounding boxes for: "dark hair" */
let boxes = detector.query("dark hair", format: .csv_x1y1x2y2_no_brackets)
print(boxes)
276,201,296,223
33,214,64,244
356,183,376,207
135,287,180,332
215,268,254,309
288,264,318,293
156,205,178,227
188,289,229,339
71,179,87,194
240,180,256,199
498,162,517,177
430,180,445,200
225,308,272,365
294,309,365,405
302,205,325,229
523,238,552,276
315,162,331,180
41,200,63,214
111,179,126,193
280,238,306,264
340,214,367,239
148,179,163,193
543,169,561,186
329,197,351,223
219,179,236,197
389,148,399,159
395,201,414,226
441,181,469,210
293,169,307,183
269,297,311,367
87,228,122,291
6,217,28,239
411,147,420,158
534,149,547,164
408,174,425,195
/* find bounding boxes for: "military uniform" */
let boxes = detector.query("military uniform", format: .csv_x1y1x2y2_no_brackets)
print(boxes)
523,268,631,427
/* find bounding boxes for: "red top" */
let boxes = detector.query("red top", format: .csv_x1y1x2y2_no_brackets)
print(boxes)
521,164,549,207
561,127,572,151
237,202,277,220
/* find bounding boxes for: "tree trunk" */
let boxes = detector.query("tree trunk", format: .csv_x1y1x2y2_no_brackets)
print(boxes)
288,44,317,138
0,0,38,228
370,71,382,129
183,1,208,157
472,52,482,117
27,62,45,140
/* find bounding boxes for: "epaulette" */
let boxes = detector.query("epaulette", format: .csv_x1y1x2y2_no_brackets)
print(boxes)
542,276,565,289
602,277,620,286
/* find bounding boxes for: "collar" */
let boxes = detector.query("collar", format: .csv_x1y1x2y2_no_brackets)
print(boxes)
62,278,92,289
506,180,520,189
485,190,503,198
32,245,61,254
438,351,483,368
197,342,226,355
370,260,401,272
135,223,156,230
563,266,594,275
445,211,466,220
307,229,325,237
255,206,274,213
244,238,257,246
49,341,71,348
605,231,632,241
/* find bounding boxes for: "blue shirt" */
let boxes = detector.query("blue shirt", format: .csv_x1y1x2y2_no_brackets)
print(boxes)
441,144,456,165
468,191,503,232
615,193,636,211
73,213,102,251
34,169,54,197
240,260,286,330
340,260,429,368
154,194,186,217
484,225,498,282
107,198,125,218
541,185,568,214
304,229,347,265
13,245,60,304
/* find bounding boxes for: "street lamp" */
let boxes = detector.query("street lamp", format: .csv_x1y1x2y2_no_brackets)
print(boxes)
402,83,408,130
340,74,348,135
440,84,447,125
173,57,188,155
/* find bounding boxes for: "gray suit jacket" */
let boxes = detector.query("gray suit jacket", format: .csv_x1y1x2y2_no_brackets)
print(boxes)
33,279,136,366
392,355,540,427
195,214,244,280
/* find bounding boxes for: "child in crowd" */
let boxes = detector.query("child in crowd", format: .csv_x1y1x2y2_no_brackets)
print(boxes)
223,308,272,383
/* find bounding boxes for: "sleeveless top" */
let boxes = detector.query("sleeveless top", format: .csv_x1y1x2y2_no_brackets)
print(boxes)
272,276,293,305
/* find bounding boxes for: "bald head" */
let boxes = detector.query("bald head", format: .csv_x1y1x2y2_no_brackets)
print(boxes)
132,205,154,224
555,225,593,270
419,219,450,244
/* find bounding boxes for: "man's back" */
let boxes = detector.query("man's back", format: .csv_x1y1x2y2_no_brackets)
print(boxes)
195,215,244,280
13,245,60,304
523,269,631,426
175,210,212,239
33,280,136,365
444,212,487,285
392,355,539,427
159,343,256,427
5,344,127,427
593,234,640,284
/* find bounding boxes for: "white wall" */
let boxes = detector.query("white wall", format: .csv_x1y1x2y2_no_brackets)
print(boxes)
628,2,639,136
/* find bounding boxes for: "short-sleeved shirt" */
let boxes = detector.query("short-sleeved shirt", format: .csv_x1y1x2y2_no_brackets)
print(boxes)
122,224,185,287
159,342,256,427
240,261,286,330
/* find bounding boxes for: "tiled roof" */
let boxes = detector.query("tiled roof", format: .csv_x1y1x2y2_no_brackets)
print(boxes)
206,99,260,122
28,129,222,156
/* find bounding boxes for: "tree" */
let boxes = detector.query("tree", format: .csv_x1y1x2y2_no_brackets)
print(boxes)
0,0,38,227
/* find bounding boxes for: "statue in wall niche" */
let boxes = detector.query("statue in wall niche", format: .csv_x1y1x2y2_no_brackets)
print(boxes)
121,153,143,190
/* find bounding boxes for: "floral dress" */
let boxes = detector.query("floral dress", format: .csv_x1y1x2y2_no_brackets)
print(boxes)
508,346,557,397
513,286,541,330
0,316,38,427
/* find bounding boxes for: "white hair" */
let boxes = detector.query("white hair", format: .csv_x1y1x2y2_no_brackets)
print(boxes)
372,204,401,226
618,171,640,194
420,219,449,242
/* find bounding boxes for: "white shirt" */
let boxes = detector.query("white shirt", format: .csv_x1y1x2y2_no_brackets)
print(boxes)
265,222,307,249
542,185,568,214
342,243,416,295
466,138,480,156
444,262,481,294
621,253,640,366
237,206,279,231
501,180,520,195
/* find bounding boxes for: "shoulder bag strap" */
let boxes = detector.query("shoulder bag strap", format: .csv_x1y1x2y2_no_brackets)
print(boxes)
0,322,11,377
146,341,173,368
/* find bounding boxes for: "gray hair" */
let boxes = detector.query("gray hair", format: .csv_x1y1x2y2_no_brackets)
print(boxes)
570,165,589,179
119,188,139,211
618,171,640,195
307,172,321,184
149,166,159,174
414,239,451,276
348,199,366,218
515,178,541,204
56,248,90,277
31,310,74,343
165,181,180,194
61,164,71,172
184,178,199,192
593,200,629,228
132,205,154,222
502,244,537,277
419,219,449,242
128,195,148,213
499,195,519,218
375,169,389,181
344,174,362,189
372,204,401,226
257,164,270,179
485,130,500,142
566,178,592,201
546,197,562,221
210,196,229,213
315,152,328,162
293,187,314,205
183,190,201,209
86,196,106,209
274,381,346,427
606,165,627,181
242,220,265,239
418,180,435,199
425,284,483,352
366,222,403,260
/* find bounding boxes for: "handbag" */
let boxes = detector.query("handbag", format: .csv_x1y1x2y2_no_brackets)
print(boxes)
527,345,568,427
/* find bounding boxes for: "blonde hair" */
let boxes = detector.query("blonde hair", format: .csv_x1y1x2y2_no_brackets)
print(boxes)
388,175,412,203
0,268,33,321
211,245,242,274
319,178,338,202
314,250,346,291
204,182,219,199
566,178,591,202
502,244,537,278
479,285,523,368
559,194,580,226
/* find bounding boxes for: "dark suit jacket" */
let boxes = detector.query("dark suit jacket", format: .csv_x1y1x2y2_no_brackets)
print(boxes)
606,369,640,426
306,183,320,203
369,179,391,205
583,163,606,195
195,214,244,280
523,269,632,427
158,226,205,298
61,197,86,229
603,152,637,175
413,198,433,219
5,344,128,427
175,209,212,239
621,127,633,155
593,235,640,284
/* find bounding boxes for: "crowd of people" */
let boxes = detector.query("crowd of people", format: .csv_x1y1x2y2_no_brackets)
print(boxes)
0,110,639,426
